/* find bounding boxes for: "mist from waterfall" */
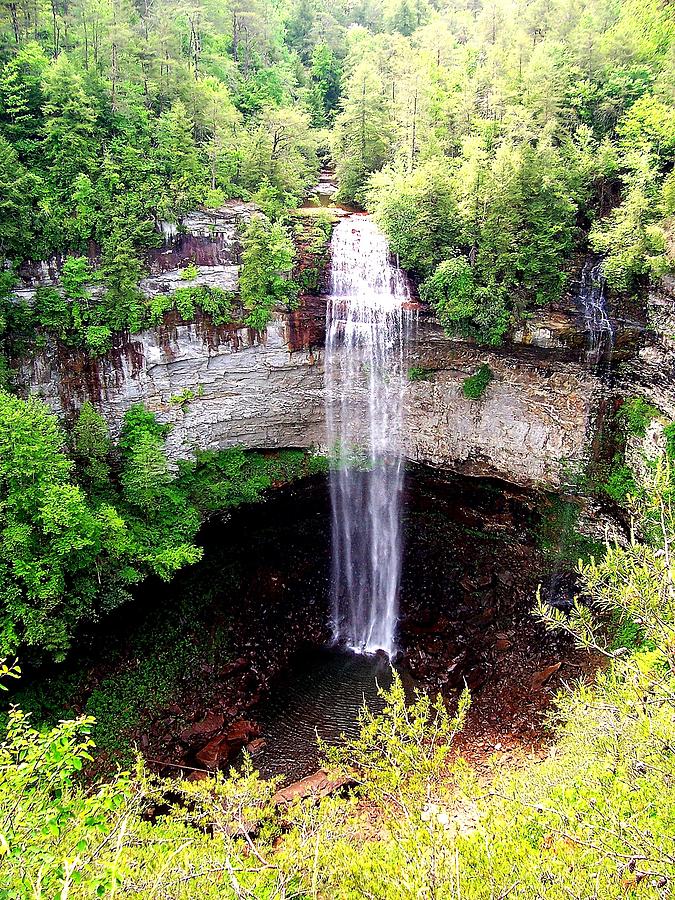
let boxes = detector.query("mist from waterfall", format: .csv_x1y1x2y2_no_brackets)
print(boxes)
325,215,412,657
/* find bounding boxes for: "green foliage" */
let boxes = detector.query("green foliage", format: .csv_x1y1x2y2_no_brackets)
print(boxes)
462,363,494,400
665,422,675,464
3,448,675,898
333,60,392,203
537,495,606,569
369,160,460,277
239,217,298,330
177,447,328,515
6,463,675,899
0,676,131,898
179,262,199,281
616,396,661,437
0,396,199,659
0,387,327,661
601,459,638,504
150,285,234,326
324,673,470,797
590,161,672,291
407,366,432,382
420,256,479,338
0,392,125,659
308,44,342,127
71,402,112,496
169,388,195,410
293,213,334,293
61,255,91,300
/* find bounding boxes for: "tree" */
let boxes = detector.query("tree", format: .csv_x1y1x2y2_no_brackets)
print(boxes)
0,137,39,261
0,42,48,162
153,99,207,219
239,106,319,203
239,216,298,330
307,43,342,126
590,158,671,291
42,54,98,196
71,401,112,496
0,393,124,658
368,158,461,277
333,60,391,202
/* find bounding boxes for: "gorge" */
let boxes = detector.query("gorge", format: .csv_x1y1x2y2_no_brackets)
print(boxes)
2,1,675,892
6,199,634,783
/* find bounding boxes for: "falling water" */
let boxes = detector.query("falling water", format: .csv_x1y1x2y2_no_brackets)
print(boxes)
325,215,412,657
579,258,614,367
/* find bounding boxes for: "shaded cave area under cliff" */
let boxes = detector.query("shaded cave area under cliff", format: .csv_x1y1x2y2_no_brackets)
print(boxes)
18,463,600,783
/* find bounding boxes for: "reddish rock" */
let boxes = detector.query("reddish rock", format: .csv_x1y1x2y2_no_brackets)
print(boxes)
494,635,512,651
180,712,225,743
220,657,249,678
226,720,260,745
273,769,354,805
245,737,267,757
530,662,562,691
195,719,260,769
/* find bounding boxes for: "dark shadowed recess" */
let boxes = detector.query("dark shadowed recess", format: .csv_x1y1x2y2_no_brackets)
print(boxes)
12,464,590,781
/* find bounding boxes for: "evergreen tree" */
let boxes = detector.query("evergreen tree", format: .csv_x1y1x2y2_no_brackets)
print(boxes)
333,60,391,202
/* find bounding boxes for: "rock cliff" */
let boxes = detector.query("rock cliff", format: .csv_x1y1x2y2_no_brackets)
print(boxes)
14,204,618,489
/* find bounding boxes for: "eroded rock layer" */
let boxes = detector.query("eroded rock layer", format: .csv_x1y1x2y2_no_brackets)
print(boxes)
14,204,613,488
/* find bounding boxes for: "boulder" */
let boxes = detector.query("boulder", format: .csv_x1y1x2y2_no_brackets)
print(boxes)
195,719,260,769
273,769,354,805
180,712,225,743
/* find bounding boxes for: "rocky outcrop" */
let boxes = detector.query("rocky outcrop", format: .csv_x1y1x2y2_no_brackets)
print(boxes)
14,203,611,489
18,309,598,488
403,317,599,486
618,275,675,419
20,315,327,456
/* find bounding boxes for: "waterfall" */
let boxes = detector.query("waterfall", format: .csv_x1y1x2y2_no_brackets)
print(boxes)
325,215,412,657
579,258,614,367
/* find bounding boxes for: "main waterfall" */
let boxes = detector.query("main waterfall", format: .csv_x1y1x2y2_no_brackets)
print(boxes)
325,215,412,657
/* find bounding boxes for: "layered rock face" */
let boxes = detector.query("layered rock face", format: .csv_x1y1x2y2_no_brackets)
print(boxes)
404,318,599,486
618,275,675,420
16,204,604,488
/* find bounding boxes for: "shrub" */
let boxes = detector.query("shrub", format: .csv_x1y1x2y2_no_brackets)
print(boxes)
601,461,637,503
462,363,493,400
148,286,233,326
85,324,112,356
407,366,432,382
179,262,199,281
616,396,660,437
420,256,476,334
239,217,298,330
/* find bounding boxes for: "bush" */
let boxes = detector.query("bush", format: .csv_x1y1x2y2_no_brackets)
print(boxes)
407,366,432,382
148,286,233,326
601,460,637,503
462,363,493,400
616,396,661,437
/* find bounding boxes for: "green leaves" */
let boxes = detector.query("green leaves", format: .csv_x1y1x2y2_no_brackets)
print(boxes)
239,216,299,330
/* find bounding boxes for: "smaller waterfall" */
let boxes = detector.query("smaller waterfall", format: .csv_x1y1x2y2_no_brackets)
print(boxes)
579,259,614,367
325,216,412,657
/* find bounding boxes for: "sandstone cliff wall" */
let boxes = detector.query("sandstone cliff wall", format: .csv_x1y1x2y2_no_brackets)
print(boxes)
15,205,606,489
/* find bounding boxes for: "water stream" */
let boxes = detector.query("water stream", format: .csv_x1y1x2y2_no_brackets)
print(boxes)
579,258,614,367
325,216,412,657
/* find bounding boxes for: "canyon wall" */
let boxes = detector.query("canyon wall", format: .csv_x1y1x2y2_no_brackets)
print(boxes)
15,205,605,489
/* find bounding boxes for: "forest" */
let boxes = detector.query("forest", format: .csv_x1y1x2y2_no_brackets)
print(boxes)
1,0,675,896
